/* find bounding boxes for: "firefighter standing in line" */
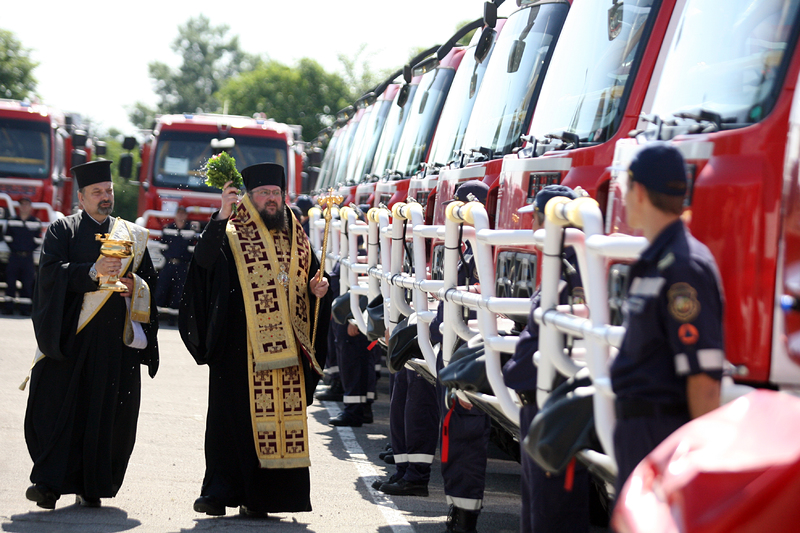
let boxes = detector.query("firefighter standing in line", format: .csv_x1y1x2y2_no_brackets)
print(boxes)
3,196,41,316
155,205,196,324
611,143,724,493
503,184,592,533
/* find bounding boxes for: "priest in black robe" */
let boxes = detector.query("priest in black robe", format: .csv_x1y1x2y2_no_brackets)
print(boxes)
24,160,159,510
180,162,331,518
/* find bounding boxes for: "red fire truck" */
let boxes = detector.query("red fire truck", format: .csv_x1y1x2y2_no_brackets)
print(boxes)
0,99,95,276
122,112,304,267
428,0,571,279
607,0,800,391
492,0,679,320
0,99,94,220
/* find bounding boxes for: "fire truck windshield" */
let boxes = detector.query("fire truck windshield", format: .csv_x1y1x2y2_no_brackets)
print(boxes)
529,0,660,144
0,118,50,179
370,85,419,180
153,130,287,192
393,66,458,177
349,100,393,185
648,0,800,129
427,39,492,167
459,3,569,158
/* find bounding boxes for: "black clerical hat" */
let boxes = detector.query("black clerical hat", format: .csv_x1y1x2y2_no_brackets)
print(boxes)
72,160,113,189
241,163,286,191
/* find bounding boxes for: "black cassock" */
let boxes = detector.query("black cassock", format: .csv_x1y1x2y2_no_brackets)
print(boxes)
25,212,159,499
179,215,331,513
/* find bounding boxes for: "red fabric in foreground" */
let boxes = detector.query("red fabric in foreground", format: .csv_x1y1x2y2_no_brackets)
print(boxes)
613,390,800,533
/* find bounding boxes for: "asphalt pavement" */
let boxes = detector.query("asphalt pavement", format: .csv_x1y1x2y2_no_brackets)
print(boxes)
0,315,523,532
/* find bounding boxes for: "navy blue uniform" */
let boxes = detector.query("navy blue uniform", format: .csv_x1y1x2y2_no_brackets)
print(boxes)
611,219,724,491
503,246,590,533
432,242,494,513
3,214,41,315
389,367,439,482
155,222,196,311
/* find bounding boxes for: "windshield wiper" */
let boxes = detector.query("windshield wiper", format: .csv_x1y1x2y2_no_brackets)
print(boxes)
469,146,494,162
673,109,737,133
544,131,580,149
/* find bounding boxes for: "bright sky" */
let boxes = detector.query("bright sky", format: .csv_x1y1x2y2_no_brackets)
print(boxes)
6,0,517,136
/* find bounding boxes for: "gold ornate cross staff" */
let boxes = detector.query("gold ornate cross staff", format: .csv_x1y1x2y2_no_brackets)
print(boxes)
311,188,344,349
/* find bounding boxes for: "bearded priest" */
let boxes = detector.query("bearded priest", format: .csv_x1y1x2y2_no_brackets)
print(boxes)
180,162,332,518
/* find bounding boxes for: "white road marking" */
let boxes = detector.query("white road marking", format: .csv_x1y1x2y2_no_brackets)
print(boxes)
323,401,416,533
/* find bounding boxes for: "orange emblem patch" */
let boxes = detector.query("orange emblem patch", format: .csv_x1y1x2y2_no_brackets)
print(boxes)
678,323,699,345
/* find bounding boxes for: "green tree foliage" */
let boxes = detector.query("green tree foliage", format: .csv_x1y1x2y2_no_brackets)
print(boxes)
129,15,257,128
0,29,38,100
217,58,353,141
100,136,140,222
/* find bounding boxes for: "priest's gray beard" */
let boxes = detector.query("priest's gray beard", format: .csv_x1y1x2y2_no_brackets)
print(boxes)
260,204,287,230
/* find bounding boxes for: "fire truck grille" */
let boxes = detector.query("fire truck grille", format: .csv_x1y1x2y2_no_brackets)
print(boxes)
379,193,393,206
431,244,445,281
415,190,430,206
495,251,537,300
526,172,561,205
608,263,631,326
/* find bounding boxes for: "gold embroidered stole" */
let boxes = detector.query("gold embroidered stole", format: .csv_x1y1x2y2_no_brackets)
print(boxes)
227,195,315,468
77,218,150,334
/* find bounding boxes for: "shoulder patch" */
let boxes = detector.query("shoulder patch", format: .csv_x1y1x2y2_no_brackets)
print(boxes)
658,252,675,271
667,282,701,322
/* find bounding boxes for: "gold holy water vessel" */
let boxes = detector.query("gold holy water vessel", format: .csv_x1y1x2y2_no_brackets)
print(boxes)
95,233,133,291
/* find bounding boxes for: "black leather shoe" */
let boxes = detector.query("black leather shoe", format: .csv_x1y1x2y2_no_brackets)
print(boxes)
239,505,269,518
379,446,393,460
329,412,363,427
76,494,101,507
363,403,374,424
446,504,480,533
371,472,401,491
26,484,59,509
380,478,429,497
315,379,344,402
193,496,225,516
383,453,395,465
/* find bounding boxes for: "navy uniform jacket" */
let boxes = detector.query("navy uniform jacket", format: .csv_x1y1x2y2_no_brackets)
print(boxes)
611,219,724,405
503,247,583,392
4,215,41,253
160,222,196,262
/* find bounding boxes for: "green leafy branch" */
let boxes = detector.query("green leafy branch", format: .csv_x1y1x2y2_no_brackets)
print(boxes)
203,152,243,189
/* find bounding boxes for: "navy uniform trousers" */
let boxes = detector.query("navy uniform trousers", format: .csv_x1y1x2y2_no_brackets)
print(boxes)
335,320,378,419
389,368,439,483
6,252,35,314
436,375,491,511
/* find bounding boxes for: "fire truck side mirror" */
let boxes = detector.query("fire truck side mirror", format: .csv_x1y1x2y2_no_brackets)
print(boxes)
71,149,87,168
119,153,134,180
122,136,137,151
71,130,88,149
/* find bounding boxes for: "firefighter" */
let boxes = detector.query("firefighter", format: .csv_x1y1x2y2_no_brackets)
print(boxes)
502,184,592,533
155,205,196,325
294,195,314,235
3,196,40,315
611,142,724,493
428,180,494,533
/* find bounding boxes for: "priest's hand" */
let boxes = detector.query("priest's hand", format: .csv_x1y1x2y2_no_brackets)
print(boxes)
119,274,134,298
309,270,329,298
96,256,122,277
216,181,239,220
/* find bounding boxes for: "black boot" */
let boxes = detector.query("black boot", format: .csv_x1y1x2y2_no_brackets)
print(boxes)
446,505,480,533
315,378,344,401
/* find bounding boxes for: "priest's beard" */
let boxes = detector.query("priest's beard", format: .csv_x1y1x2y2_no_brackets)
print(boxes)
260,203,286,230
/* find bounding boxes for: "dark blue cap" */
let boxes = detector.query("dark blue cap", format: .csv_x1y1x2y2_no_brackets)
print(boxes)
295,195,314,215
628,143,687,197
453,180,489,204
533,184,577,214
